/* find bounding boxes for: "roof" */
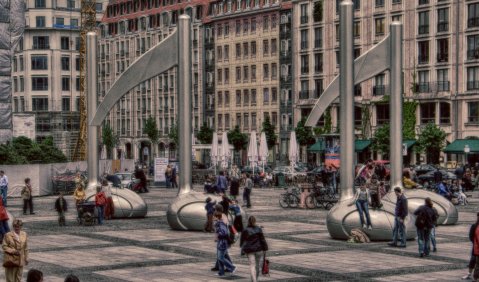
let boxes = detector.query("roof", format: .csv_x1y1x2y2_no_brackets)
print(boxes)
307,140,372,152
403,140,417,149
443,139,479,153
308,140,325,152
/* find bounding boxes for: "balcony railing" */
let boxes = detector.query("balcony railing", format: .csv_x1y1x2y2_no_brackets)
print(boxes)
418,25,429,34
437,53,448,63
418,82,430,93
300,16,309,24
373,85,386,96
467,80,479,90
299,90,310,99
436,81,450,91
468,17,479,28
437,22,448,32
467,49,479,60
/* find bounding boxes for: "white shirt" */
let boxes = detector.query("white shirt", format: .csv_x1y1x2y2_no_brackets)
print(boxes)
0,175,8,187
102,185,112,198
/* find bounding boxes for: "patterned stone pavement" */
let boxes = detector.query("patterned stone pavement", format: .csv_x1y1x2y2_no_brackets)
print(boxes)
0,186,476,281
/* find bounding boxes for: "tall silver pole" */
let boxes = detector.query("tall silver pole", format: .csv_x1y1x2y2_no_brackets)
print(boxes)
87,32,99,189
389,22,403,189
178,15,192,195
339,1,354,199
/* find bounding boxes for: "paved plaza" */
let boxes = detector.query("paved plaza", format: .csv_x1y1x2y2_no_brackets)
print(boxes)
0,186,477,281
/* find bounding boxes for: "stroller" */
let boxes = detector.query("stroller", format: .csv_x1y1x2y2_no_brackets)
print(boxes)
77,202,97,226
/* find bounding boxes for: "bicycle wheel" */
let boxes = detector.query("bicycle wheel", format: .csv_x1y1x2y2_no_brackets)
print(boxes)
325,202,334,210
289,194,299,208
279,194,290,208
305,195,316,209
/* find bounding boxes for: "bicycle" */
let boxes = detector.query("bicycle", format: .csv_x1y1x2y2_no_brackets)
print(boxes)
278,187,301,208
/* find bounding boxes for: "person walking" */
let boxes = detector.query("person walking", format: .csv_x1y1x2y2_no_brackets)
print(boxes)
95,186,107,225
21,178,34,215
165,165,172,188
101,179,114,220
465,212,479,280
240,215,269,282
55,192,68,226
229,177,240,200
0,200,9,242
413,197,436,257
2,219,29,282
388,187,408,248
204,197,216,232
0,170,8,207
171,166,178,188
243,173,253,208
215,171,228,194
349,185,372,230
214,211,236,277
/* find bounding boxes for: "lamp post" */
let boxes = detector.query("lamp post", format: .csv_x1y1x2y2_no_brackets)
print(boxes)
465,144,470,165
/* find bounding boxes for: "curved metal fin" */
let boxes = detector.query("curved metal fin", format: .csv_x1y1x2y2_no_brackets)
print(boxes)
305,35,390,127
91,31,178,126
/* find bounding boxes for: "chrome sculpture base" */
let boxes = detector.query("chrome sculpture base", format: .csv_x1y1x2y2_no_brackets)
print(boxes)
86,187,148,218
326,199,416,241
382,189,458,225
167,191,240,231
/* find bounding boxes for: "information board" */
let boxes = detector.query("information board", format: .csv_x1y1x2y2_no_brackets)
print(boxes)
154,157,169,182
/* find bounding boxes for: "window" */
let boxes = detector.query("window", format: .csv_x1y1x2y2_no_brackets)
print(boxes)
418,70,430,92
35,0,45,8
244,66,249,81
263,88,269,104
224,45,229,60
251,41,256,57
375,18,385,36
32,97,48,111
420,103,435,124
300,80,309,99
19,77,24,91
314,28,322,48
32,77,48,91
468,3,479,28
75,57,80,71
252,113,257,129
236,114,241,127
225,68,229,84
263,16,269,30
36,16,45,27
271,63,277,80
236,90,241,106
376,104,389,125
244,89,249,106
224,23,229,37
418,11,429,34
251,89,257,104
467,66,479,90
13,77,17,92
71,19,78,27
313,1,323,22
437,38,448,63
67,0,75,9
437,8,449,32
354,107,362,126
263,64,269,80
272,15,277,29
56,18,65,26
272,87,277,103
236,67,241,82
271,39,277,55
300,29,308,49
251,65,256,81
61,57,70,70
217,69,222,84
373,74,386,95
19,56,23,71
61,37,69,50
467,35,479,60
96,2,103,12
244,113,249,128
440,102,450,124
243,19,249,34
354,48,361,59
31,56,48,70
76,77,80,91
62,77,70,91
236,43,241,59
354,21,360,38
62,97,70,111
251,17,256,33
314,53,323,73
225,114,230,129
217,46,222,61
218,91,223,106
225,91,230,106
301,55,309,74
418,41,429,64
375,0,384,7
300,4,308,24
243,42,249,58
437,69,449,91
315,79,323,97
218,114,223,128
468,102,479,123
33,36,49,49
236,20,241,35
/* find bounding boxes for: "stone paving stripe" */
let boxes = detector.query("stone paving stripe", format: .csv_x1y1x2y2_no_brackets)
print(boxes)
95,229,214,242
29,234,114,250
372,268,467,281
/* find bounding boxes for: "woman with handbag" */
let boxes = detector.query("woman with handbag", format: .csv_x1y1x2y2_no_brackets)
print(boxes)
240,216,269,282
2,219,29,282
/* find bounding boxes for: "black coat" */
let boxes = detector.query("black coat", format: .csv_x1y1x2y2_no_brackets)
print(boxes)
413,205,436,229
55,197,68,212
240,226,268,254
230,178,240,196
395,194,408,219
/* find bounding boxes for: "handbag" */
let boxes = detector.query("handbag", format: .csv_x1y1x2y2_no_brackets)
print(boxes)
262,253,270,276
3,252,20,268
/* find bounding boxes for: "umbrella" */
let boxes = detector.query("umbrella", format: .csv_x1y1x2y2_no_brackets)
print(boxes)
210,132,219,175
259,132,269,172
220,131,231,170
247,131,258,175
101,145,107,160
289,131,298,174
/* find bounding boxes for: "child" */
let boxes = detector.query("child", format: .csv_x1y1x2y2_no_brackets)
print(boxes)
95,186,107,225
229,200,243,232
55,192,68,226
204,197,216,232
214,211,236,276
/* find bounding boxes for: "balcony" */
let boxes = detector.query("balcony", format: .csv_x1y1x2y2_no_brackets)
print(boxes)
418,82,430,93
301,66,309,74
436,81,450,91
418,54,429,65
467,80,479,90
437,53,448,63
299,90,311,99
437,22,448,32
468,18,479,28
280,125,293,132
300,16,309,24
314,63,323,73
193,39,198,48
280,29,291,39
314,39,323,49
418,25,429,35
373,85,386,96
467,49,479,60
281,52,292,61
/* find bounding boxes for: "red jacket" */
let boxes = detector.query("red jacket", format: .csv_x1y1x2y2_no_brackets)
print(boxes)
0,205,8,221
474,225,479,256
95,192,107,207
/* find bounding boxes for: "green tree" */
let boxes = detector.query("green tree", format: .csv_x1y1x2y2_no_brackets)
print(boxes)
102,124,118,158
143,117,159,156
295,118,315,146
417,123,446,164
403,100,418,140
371,124,390,158
262,115,277,148
168,122,179,146
0,136,66,164
197,123,214,144
228,126,248,165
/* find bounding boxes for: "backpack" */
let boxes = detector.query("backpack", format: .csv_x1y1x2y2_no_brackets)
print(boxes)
227,224,238,245
415,209,429,229
349,228,370,243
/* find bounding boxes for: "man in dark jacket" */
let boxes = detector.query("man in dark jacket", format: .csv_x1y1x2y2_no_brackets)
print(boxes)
388,187,408,248
105,174,121,188
413,197,436,257
464,212,479,279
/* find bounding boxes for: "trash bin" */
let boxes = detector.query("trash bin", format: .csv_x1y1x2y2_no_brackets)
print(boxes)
276,173,285,187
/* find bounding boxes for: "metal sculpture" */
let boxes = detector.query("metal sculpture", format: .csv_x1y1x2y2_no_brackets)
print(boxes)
86,32,147,218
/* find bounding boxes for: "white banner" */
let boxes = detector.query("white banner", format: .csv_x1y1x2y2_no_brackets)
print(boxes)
154,157,169,182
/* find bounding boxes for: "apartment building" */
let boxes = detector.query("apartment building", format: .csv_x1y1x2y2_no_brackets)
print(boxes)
99,0,206,162
12,0,105,158
205,0,293,162
293,0,478,163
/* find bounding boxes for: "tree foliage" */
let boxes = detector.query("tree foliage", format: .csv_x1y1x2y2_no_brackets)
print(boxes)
197,123,214,144
168,122,179,145
403,100,418,140
0,136,67,164
227,126,248,151
295,118,315,146
262,115,277,148
371,124,390,156
417,123,446,164
102,124,118,154
143,117,159,145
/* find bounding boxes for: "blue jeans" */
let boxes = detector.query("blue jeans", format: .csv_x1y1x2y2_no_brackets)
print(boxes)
417,227,431,255
165,177,171,188
215,251,232,270
217,248,235,275
392,216,406,246
355,199,371,226
0,186,7,206
97,205,105,225
243,188,251,207
429,226,436,250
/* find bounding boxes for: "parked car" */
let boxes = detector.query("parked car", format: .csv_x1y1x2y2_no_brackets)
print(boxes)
115,172,138,189
413,164,438,176
272,166,307,178
241,166,272,175
417,170,456,184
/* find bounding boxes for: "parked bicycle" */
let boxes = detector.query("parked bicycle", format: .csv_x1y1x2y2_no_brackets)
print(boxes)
305,184,339,210
279,186,301,208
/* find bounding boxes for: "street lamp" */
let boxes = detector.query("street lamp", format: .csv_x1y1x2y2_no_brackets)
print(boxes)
464,144,470,165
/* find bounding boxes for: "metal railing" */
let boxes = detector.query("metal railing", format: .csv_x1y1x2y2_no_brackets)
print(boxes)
373,85,386,96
